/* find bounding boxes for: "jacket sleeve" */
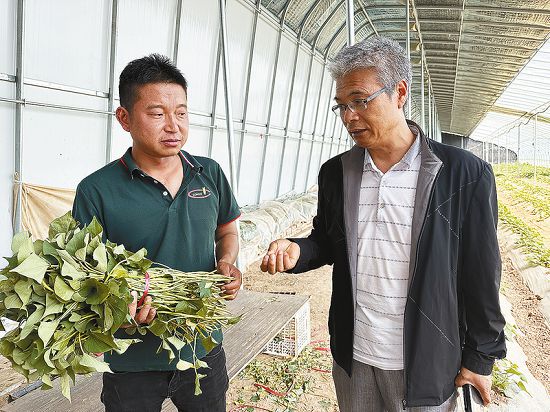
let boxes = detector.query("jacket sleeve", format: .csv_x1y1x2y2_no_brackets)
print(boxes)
459,164,506,375
287,164,335,273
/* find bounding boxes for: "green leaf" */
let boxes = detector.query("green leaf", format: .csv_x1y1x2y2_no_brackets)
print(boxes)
79,353,112,373
12,347,30,365
75,246,87,261
57,250,80,269
43,348,55,369
103,305,113,331
60,372,71,401
166,336,186,350
42,241,60,259
43,294,64,318
113,338,141,354
148,319,167,336
38,319,60,346
83,332,118,353
175,359,194,371
79,279,110,305
4,293,23,309
54,276,74,301
74,317,93,333
16,237,34,264
86,217,104,238
61,262,85,280
48,211,78,239
11,231,31,254
227,315,242,325
41,374,53,389
106,296,129,331
194,373,206,395
127,248,146,263
113,244,125,255
19,305,45,339
64,227,86,255
93,243,108,272
14,279,32,305
11,253,50,284
194,359,208,369
201,336,218,353
109,266,128,279
32,239,44,255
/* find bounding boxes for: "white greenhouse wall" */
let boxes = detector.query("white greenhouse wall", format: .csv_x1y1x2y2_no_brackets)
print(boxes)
0,0,357,258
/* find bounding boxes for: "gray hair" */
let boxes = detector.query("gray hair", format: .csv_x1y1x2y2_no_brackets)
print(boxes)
328,36,412,96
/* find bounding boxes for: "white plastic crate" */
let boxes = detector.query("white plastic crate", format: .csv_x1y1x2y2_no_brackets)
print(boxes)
263,300,310,358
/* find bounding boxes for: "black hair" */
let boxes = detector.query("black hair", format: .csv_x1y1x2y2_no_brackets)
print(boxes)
118,53,188,110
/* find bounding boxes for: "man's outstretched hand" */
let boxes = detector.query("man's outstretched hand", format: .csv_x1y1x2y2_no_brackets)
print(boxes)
260,239,300,274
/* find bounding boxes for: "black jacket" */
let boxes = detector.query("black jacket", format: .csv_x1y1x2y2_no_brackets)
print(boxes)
290,122,506,407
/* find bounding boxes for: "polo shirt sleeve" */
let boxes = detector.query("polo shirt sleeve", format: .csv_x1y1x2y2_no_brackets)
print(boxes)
215,164,240,226
72,183,102,228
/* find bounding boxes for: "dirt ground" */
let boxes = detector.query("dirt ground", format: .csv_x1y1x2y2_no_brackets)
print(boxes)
500,254,550,394
226,263,338,412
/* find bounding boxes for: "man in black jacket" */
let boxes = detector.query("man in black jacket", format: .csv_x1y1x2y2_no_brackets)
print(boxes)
261,36,505,411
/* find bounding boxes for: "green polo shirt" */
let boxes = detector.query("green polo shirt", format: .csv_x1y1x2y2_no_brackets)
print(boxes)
72,148,240,372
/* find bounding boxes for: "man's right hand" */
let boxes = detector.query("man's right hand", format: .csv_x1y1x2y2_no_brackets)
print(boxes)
260,239,300,274
122,291,157,328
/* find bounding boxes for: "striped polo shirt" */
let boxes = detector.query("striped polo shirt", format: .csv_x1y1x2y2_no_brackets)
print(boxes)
353,132,421,370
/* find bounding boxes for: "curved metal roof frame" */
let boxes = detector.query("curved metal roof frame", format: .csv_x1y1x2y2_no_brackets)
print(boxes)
259,0,550,137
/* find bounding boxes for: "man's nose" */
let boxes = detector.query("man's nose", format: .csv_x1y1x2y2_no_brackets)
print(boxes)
164,114,178,132
341,107,358,124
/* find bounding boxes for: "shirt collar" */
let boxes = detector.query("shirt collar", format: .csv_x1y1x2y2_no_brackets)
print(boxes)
363,125,421,171
118,148,204,179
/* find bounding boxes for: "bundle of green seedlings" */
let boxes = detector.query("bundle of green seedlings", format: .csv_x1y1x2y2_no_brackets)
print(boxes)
0,212,239,400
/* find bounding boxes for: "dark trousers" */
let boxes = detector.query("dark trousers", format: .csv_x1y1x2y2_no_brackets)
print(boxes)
101,345,228,412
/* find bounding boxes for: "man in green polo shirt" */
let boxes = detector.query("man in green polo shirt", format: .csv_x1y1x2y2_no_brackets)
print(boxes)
72,54,241,412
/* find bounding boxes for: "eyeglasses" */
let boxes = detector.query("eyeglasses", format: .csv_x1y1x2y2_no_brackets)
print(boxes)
331,86,388,117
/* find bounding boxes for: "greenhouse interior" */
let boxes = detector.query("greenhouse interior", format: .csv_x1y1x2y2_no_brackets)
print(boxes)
0,0,549,411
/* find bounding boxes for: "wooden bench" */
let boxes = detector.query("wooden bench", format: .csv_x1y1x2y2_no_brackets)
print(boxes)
2,290,310,412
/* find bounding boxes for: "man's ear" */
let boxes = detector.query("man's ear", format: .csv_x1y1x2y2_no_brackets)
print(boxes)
395,79,409,109
115,106,131,132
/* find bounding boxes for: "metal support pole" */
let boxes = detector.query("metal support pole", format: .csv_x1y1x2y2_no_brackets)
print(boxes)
336,123,344,154
517,125,521,164
427,87,432,138
328,108,339,160
534,114,538,183
172,0,183,64
105,0,118,164
14,0,25,233
346,0,355,46
406,0,411,118
318,82,336,173
420,56,426,130
236,0,259,186
218,0,238,194
291,50,315,191
304,62,327,191
256,24,283,204
275,41,300,197
208,36,222,157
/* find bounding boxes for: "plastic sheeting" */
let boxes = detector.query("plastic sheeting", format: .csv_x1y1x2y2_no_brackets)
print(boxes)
239,187,317,271
15,183,318,273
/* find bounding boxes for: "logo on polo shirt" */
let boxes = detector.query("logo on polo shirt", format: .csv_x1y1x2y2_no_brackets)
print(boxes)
188,187,212,199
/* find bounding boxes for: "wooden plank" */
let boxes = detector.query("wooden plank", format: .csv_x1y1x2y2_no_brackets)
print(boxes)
2,290,310,412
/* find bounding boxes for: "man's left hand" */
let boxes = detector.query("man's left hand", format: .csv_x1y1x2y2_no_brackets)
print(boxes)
217,261,241,300
455,366,492,406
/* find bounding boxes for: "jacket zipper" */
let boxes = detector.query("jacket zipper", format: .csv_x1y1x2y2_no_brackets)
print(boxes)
402,166,442,409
